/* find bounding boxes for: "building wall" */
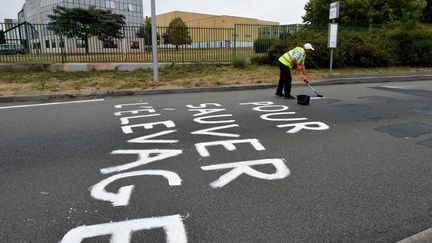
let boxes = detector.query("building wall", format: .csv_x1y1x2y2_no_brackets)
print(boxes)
22,0,144,25
24,0,42,24
156,11,279,46
156,11,279,28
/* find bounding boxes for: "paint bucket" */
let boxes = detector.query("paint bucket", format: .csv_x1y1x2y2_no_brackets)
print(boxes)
297,95,310,105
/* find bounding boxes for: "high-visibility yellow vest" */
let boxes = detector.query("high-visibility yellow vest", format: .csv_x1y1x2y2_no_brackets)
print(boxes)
279,47,306,68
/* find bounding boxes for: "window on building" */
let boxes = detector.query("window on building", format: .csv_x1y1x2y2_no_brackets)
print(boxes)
110,1,115,9
33,42,41,49
103,40,118,49
59,40,65,48
130,41,139,49
51,40,57,48
128,4,134,11
45,40,50,48
76,39,86,48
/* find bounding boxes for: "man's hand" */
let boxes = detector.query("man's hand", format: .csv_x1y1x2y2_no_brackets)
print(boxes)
303,74,309,83
296,64,303,71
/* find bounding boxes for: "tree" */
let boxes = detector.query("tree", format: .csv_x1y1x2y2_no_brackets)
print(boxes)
136,16,160,50
0,30,5,44
302,0,427,27
162,17,192,50
421,0,432,23
48,6,125,53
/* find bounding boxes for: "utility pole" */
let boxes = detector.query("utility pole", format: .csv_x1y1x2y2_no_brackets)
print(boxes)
151,0,159,82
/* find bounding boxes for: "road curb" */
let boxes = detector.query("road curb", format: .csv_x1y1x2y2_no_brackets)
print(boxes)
397,228,432,243
0,74,431,103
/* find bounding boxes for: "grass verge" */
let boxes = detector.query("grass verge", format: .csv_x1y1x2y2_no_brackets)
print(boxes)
0,64,431,96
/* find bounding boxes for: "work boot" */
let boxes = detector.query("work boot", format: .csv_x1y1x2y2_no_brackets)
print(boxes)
275,92,284,97
285,95,295,100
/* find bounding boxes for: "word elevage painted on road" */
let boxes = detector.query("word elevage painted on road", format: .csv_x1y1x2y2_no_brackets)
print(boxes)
60,100,330,242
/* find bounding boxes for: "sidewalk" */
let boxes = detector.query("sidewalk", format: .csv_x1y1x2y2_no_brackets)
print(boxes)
1,72,431,103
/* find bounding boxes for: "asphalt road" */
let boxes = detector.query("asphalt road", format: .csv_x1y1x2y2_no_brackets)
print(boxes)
1,81,431,243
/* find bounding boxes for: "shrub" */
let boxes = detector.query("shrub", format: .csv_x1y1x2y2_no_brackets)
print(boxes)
387,23,432,66
232,57,247,69
253,38,278,53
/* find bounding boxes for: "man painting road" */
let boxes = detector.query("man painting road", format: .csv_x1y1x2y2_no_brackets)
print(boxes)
276,43,315,99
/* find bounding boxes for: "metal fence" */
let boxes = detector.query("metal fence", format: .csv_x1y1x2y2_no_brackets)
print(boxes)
0,22,379,63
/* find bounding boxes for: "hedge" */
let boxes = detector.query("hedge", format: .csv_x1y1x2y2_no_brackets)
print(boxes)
252,24,432,68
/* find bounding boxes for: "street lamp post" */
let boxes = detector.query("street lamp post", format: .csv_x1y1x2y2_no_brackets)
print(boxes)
151,0,159,82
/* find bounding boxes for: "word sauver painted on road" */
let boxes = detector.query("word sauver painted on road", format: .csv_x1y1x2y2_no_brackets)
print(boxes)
60,101,329,242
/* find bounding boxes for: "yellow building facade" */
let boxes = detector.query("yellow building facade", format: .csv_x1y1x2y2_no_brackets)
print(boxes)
156,11,278,28
156,11,279,48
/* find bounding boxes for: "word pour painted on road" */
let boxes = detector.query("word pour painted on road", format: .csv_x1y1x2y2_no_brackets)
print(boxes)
60,100,329,242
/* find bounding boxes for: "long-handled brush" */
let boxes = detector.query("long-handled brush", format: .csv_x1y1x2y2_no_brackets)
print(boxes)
301,73,324,97
307,83,324,97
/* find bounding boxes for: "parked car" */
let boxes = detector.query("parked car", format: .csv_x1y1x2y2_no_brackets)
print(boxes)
0,44,27,54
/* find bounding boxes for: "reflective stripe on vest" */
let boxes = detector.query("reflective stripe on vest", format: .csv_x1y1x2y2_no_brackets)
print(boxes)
279,47,305,68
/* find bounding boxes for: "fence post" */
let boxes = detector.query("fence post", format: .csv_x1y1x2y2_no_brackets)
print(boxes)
233,24,237,60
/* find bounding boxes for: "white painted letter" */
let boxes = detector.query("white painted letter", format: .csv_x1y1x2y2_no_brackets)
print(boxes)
239,101,274,106
201,159,290,188
191,124,240,138
120,114,160,125
195,139,265,158
115,103,149,109
186,103,221,109
122,120,175,134
60,215,187,243
261,112,307,122
253,105,289,112
194,114,235,124
277,121,330,134
90,170,182,206
101,149,182,174
114,108,155,116
188,108,226,117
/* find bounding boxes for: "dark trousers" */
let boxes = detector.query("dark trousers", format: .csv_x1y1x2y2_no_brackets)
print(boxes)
276,61,292,96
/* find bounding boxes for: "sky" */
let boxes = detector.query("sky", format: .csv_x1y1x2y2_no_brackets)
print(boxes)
0,0,308,25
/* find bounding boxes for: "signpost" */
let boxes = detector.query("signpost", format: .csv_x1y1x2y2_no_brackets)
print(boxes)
328,1,339,77
151,0,159,82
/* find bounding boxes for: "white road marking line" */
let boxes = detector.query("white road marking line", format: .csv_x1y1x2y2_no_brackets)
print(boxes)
0,99,105,110
380,86,412,89
310,97,326,100
397,228,432,243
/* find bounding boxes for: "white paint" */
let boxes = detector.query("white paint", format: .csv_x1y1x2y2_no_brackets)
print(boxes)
163,108,176,111
381,85,412,90
310,97,326,100
186,103,222,108
122,120,175,134
120,114,160,125
253,105,289,112
90,170,182,206
195,139,265,158
277,121,330,133
193,114,235,124
115,102,148,109
0,99,104,110
101,149,183,174
260,112,308,122
191,124,240,138
239,101,274,106
201,159,290,188
128,130,179,144
114,108,155,117
188,108,226,117
60,214,187,243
